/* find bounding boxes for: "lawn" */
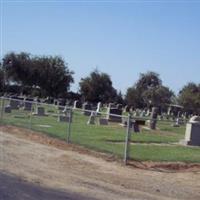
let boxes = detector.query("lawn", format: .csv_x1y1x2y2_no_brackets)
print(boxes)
0,100,200,163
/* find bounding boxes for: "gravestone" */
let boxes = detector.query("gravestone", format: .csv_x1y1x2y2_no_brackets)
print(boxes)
35,106,46,116
10,99,20,109
122,118,140,132
124,105,130,113
58,111,72,123
184,116,200,146
24,98,33,111
73,100,82,109
87,111,96,125
131,121,140,133
107,107,122,123
5,105,11,113
145,109,151,117
96,102,101,113
140,110,145,117
62,106,71,114
99,118,108,125
82,102,92,116
149,107,158,130
135,109,140,117
54,99,58,105
116,104,123,110
58,115,70,122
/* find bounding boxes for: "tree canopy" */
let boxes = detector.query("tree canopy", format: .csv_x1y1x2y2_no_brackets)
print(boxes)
125,71,174,109
1,51,199,114
178,82,200,114
2,52,74,98
79,70,117,103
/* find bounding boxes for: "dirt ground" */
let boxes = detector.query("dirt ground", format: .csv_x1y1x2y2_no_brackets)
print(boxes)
0,126,200,200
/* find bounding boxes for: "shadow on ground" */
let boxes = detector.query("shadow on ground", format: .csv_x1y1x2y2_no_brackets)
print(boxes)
0,172,97,200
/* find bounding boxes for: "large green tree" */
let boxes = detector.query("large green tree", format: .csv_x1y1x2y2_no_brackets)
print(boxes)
125,87,142,108
2,52,74,97
3,52,33,87
33,56,74,97
178,82,200,114
125,71,174,109
79,70,117,103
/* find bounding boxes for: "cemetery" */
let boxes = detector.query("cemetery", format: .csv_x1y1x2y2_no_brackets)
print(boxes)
1,2,200,200
1,97,200,163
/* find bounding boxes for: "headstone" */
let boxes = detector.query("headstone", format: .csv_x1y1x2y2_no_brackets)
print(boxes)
58,111,72,123
116,104,123,110
54,99,58,105
10,99,20,109
132,121,140,133
124,105,130,113
35,106,46,116
145,109,150,117
58,115,70,122
87,111,96,125
82,102,92,116
149,107,158,130
135,109,140,117
107,107,122,122
96,102,101,113
62,106,71,114
73,100,82,109
167,107,171,115
99,118,108,125
24,99,33,111
5,105,11,113
140,110,145,117
183,116,200,146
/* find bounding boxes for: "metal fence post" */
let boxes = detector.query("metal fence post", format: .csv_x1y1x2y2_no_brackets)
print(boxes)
67,108,72,143
29,103,33,130
0,97,5,121
124,114,131,165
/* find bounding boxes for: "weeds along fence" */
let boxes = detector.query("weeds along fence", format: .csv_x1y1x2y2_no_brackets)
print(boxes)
0,97,132,164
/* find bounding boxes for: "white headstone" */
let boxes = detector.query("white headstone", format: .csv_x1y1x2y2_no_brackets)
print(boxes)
96,102,101,113
184,116,200,146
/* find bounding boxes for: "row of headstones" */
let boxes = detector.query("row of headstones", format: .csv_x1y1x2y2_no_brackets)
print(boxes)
73,101,188,123
6,98,33,111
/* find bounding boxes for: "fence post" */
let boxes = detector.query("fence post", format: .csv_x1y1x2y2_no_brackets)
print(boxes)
29,103,33,130
124,114,131,165
0,97,5,121
67,108,72,143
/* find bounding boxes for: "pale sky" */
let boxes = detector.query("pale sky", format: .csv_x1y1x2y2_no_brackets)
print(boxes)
1,0,200,94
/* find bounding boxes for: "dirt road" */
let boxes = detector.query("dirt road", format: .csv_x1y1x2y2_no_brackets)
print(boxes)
0,127,200,200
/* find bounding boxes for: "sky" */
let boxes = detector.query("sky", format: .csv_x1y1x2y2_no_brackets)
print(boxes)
1,0,200,95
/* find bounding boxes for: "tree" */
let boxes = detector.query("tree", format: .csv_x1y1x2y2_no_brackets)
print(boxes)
125,87,142,108
33,56,74,98
135,71,162,92
3,52,32,87
142,85,174,109
178,82,200,114
125,71,173,109
2,52,74,97
113,90,125,105
79,70,117,103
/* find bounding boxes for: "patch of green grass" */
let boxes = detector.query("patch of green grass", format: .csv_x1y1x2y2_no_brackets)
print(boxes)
1,106,200,163
129,145,200,162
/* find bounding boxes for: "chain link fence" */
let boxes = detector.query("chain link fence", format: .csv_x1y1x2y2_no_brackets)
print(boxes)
1,96,197,163
0,97,132,164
